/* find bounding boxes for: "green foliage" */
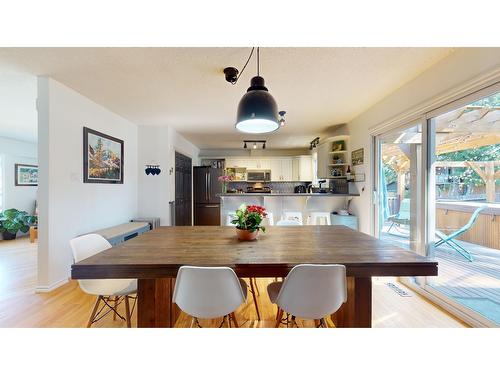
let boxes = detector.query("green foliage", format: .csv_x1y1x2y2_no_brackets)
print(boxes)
0,208,37,235
383,164,398,185
437,144,500,186
231,204,266,233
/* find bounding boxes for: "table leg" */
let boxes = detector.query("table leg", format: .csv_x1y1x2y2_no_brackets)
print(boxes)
137,278,180,328
330,277,372,328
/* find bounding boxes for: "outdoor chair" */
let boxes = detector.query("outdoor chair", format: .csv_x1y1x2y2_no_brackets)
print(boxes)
387,198,411,233
435,205,487,262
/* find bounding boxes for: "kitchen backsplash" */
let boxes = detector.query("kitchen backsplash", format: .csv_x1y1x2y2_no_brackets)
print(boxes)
228,181,308,193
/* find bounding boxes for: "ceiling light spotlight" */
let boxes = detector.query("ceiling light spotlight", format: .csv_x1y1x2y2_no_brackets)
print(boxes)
253,142,257,149
223,67,239,84
243,142,247,149
262,142,266,149
279,111,286,127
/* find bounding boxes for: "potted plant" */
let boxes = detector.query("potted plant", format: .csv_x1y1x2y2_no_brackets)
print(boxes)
231,204,267,241
0,208,37,240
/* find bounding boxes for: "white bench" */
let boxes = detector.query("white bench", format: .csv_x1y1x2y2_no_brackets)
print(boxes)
89,222,150,246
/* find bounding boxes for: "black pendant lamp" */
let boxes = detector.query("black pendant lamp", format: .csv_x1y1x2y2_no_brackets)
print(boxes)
235,48,280,134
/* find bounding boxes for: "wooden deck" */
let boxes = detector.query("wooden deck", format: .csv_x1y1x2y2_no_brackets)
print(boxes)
381,228,500,325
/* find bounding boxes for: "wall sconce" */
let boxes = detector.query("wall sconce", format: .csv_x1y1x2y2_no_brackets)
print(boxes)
145,164,161,175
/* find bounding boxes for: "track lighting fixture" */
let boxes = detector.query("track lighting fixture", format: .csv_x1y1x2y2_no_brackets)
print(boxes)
243,140,266,149
309,137,320,150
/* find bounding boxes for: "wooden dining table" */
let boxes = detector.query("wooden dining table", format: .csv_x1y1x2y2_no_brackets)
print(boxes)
71,225,438,328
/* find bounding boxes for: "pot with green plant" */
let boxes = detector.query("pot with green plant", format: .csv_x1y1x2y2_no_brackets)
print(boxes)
0,208,37,240
231,204,267,241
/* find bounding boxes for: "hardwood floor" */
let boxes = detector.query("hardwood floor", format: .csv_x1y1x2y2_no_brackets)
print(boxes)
0,238,467,328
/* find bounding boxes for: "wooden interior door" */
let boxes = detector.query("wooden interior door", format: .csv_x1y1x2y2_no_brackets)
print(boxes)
175,152,192,226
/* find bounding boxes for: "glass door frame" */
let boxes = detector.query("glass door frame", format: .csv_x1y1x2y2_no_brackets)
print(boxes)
372,118,427,258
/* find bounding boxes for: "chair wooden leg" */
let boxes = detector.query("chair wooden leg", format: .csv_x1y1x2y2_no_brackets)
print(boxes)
252,278,260,295
124,296,132,328
113,296,119,320
249,278,261,320
87,296,102,328
230,312,239,328
314,319,321,327
320,318,328,328
275,308,284,328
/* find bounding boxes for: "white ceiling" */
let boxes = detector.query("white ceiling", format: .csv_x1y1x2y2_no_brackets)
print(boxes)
0,73,37,143
0,48,454,148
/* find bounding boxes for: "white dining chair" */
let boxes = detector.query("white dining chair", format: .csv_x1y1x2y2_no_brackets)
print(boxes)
282,211,304,225
70,234,137,328
267,264,347,327
276,219,301,226
173,266,247,327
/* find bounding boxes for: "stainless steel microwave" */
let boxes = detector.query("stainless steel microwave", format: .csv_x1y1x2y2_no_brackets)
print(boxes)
247,169,271,182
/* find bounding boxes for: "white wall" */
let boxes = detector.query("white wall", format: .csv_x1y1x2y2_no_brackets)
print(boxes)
137,125,199,225
346,48,500,234
0,137,38,215
37,77,139,291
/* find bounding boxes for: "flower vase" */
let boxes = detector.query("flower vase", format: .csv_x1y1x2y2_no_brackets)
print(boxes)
236,228,259,241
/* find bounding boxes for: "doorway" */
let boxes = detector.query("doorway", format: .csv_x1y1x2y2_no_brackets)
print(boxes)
174,151,192,226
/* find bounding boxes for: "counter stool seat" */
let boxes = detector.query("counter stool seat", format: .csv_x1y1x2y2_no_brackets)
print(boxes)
308,212,331,225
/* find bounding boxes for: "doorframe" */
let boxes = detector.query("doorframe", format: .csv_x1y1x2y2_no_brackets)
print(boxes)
174,150,193,226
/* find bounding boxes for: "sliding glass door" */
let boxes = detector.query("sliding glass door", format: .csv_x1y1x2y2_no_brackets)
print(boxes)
424,90,500,326
374,85,500,327
375,122,423,255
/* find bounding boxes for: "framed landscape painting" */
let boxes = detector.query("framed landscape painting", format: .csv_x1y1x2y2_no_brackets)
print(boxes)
83,127,124,184
15,164,38,186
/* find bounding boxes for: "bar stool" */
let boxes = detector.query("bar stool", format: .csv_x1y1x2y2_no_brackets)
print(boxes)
226,214,236,226
264,212,274,226
282,211,303,225
307,212,331,225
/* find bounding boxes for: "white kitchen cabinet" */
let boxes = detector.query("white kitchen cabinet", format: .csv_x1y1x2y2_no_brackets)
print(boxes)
292,158,300,181
293,155,313,181
316,142,330,179
270,159,282,180
280,159,293,181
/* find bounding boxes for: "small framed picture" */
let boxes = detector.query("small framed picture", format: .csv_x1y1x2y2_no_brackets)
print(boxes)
331,140,345,152
15,164,38,186
352,148,364,166
84,127,124,184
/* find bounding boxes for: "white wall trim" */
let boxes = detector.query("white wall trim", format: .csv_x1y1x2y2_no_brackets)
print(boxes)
368,66,500,136
35,277,69,293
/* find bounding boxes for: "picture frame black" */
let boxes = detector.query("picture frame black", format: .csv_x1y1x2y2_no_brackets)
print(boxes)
83,127,124,184
15,163,38,186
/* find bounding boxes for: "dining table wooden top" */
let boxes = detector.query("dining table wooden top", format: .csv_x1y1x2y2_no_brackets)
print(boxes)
71,225,438,279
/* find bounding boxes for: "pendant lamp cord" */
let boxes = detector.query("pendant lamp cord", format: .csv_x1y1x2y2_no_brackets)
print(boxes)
257,47,260,76
234,47,255,85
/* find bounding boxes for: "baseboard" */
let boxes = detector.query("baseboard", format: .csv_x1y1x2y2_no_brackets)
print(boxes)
35,277,69,293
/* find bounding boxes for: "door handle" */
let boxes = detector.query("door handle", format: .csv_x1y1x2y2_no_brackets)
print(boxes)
205,205,219,208
207,172,211,201
205,173,209,201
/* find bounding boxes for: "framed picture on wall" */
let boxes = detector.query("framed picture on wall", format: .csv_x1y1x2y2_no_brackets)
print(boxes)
15,164,38,186
351,148,364,166
83,127,124,184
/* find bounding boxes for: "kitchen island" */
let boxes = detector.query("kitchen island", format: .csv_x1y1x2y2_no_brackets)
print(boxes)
219,192,359,226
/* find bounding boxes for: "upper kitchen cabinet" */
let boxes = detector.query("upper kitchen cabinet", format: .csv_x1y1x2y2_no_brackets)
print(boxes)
292,155,313,181
270,158,293,181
